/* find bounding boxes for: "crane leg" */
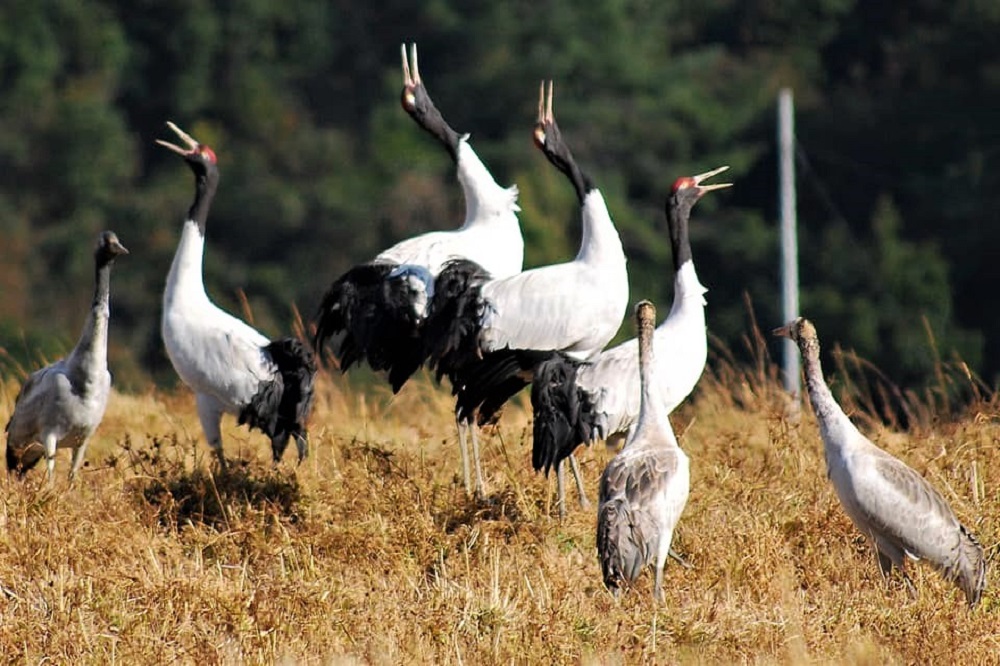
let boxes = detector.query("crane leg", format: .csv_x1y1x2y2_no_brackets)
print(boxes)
470,422,485,499
556,460,567,519
457,416,472,494
196,394,228,471
653,560,666,604
654,532,673,603
68,441,89,481
43,433,58,485
568,453,590,509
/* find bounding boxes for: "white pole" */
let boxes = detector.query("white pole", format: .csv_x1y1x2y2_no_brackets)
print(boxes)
779,88,800,395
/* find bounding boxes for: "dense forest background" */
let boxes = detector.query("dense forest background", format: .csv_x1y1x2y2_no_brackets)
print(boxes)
1,1,998,396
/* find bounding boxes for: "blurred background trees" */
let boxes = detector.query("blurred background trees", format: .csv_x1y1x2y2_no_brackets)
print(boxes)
0,0,996,396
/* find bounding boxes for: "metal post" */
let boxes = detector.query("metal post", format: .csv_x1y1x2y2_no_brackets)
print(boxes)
778,88,800,396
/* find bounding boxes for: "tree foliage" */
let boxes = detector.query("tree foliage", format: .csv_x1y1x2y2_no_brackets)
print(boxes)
0,1,994,393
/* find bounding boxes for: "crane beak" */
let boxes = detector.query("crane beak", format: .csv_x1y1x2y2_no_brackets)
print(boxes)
693,165,732,193
295,435,309,464
401,43,421,87
772,322,794,339
155,121,200,155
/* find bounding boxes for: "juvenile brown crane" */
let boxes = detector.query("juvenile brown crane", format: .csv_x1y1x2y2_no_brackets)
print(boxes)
597,300,690,602
774,317,986,606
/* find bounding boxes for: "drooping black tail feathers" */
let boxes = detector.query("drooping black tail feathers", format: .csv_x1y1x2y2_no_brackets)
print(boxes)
313,262,428,392
448,348,555,425
531,354,600,475
239,338,317,462
423,259,553,425
422,258,493,384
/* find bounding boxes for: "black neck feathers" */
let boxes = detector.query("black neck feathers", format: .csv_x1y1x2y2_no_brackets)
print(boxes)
406,86,462,162
189,164,220,234
667,192,695,272
538,124,594,204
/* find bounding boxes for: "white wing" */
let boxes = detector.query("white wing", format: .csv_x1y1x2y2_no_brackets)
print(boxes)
163,301,275,412
480,261,628,358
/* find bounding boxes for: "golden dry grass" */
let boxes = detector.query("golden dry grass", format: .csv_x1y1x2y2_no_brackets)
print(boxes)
0,360,998,664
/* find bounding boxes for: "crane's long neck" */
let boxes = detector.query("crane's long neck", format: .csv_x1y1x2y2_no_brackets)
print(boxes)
799,337,856,446
413,96,462,162
455,140,520,229
165,167,219,306
632,304,674,443
664,194,707,322
67,260,113,379
188,168,218,236
576,190,625,265
668,197,694,272
539,133,620,264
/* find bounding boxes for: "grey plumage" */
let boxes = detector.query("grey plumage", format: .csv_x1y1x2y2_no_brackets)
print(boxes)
5,231,128,481
775,317,986,606
597,301,690,602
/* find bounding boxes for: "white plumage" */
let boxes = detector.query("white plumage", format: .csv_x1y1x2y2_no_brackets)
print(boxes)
532,167,730,493
159,122,316,467
775,317,986,606
580,171,729,439
425,82,629,500
531,167,730,503
5,231,128,481
597,300,690,602
313,44,522,392
478,191,627,358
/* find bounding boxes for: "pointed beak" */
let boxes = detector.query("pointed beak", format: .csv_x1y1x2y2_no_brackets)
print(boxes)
533,80,555,148
295,435,309,464
114,241,130,256
772,322,794,339
693,165,732,194
402,43,421,87
155,120,200,155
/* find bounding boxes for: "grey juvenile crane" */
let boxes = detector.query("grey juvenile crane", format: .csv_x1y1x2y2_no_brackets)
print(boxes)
6,231,129,481
774,317,986,606
597,300,690,602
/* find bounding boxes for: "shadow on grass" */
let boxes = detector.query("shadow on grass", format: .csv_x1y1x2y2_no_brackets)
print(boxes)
123,435,301,531
440,487,525,534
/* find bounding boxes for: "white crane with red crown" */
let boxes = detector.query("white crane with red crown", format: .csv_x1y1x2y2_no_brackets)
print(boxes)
532,166,730,513
158,122,316,467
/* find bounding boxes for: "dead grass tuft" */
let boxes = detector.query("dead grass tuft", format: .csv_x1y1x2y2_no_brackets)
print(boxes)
1,344,999,664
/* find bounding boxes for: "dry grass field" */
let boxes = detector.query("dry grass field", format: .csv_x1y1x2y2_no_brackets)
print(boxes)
1,346,998,664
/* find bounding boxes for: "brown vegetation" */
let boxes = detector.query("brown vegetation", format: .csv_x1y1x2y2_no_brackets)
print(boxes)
0,356,997,664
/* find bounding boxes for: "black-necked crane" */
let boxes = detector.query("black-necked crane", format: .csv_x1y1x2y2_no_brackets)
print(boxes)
423,82,629,501
774,317,986,606
5,231,129,481
313,43,523,392
597,300,690,602
532,167,730,507
158,122,316,467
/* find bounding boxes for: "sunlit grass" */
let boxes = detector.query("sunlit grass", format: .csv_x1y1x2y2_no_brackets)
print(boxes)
0,351,997,663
